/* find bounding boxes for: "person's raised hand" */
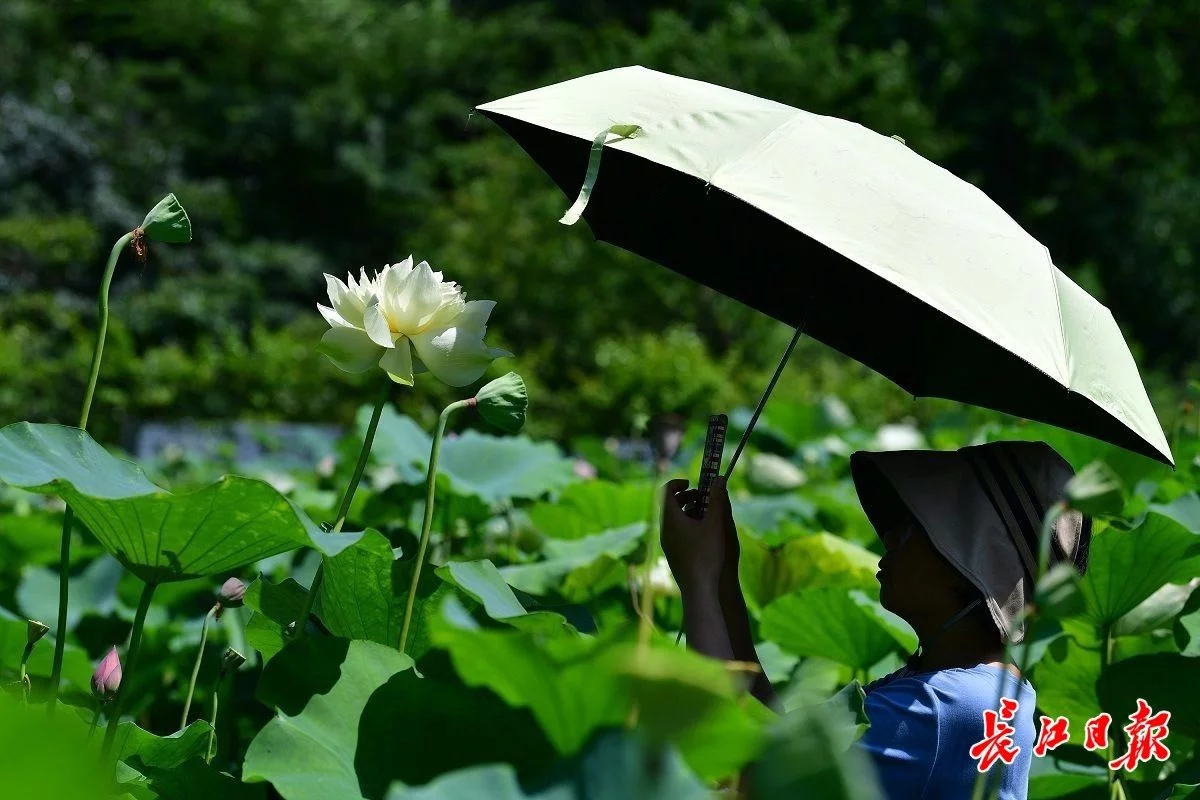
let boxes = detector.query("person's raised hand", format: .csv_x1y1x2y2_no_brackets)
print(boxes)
660,476,734,595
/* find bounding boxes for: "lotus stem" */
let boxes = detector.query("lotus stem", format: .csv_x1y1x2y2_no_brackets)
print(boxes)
1101,624,1125,800
208,687,219,764
101,580,157,757
399,398,471,655
180,605,216,729
87,700,100,741
441,497,454,559
635,469,666,651
295,380,391,637
19,639,37,704
50,231,134,709
504,504,517,564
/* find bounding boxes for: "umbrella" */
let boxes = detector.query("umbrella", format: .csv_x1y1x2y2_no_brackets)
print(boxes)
476,66,1173,467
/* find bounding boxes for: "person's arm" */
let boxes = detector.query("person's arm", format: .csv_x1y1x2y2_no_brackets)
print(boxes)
680,584,738,662
713,481,778,708
719,565,777,708
660,476,778,709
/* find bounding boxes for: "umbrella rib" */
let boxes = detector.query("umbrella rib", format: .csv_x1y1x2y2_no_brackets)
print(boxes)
1045,261,1073,394
706,115,799,188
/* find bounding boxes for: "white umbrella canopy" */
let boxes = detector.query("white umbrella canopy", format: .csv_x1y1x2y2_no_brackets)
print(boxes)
477,66,1172,466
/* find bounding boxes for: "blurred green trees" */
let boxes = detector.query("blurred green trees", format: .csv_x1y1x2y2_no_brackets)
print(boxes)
1,0,1196,444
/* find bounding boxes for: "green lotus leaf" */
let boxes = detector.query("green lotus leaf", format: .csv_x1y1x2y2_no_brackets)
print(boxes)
247,636,554,799
245,638,415,800
1032,636,1102,747
501,523,644,597
438,431,576,504
429,595,629,755
1097,653,1200,741
0,692,110,799
243,576,310,663
0,423,363,583
435,559,526,620
746,682,884,800
119,757,265,800
1078,510,1200,626
386,731,709,800
317,530,449,657
362,405,431,486
527,480,655,540
739,531,881,612
365,410,574,503
761,587,903,672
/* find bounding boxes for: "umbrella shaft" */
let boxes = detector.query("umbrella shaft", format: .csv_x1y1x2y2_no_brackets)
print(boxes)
724,326,805,479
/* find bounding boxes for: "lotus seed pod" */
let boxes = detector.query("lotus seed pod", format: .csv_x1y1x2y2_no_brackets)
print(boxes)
26,619,49,646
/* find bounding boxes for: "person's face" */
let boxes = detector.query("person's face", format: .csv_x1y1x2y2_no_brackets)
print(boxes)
876,516,972,631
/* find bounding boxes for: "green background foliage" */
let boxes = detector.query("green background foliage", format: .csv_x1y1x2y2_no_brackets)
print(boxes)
3,0,1196,445
1,2,1199,798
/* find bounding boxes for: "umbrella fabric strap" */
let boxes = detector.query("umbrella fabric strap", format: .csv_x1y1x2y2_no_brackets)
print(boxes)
559,124,643,226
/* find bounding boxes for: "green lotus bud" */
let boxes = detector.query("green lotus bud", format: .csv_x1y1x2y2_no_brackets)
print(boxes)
26,619,49,646
138,193,192,244
473,372,527,433
1065,461,1124,517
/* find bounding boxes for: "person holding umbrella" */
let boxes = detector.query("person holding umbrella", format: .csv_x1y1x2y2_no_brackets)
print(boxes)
660,439,1092,799
479,64,1164,797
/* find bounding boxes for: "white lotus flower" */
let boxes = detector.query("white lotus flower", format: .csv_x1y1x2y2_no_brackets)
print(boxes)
317,256,512,387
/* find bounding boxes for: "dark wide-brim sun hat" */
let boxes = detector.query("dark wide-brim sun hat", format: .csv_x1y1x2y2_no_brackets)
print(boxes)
850,440,1092,644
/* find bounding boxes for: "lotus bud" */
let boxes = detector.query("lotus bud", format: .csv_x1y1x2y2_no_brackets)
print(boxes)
92,646,122,700
26,619,49,646
573,459,598,480
473,372,527,433
218,577,247,609
221,648,246,677
138,193,192,244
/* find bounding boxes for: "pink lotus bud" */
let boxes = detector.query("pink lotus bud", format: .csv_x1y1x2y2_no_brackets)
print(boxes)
218,577,247,608
573,459,597,480
92,646,122,699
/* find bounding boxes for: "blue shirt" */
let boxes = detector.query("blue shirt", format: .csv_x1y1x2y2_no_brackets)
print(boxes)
855,664,1037,800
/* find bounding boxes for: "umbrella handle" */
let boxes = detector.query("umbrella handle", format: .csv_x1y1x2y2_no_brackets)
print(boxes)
723,326,805,479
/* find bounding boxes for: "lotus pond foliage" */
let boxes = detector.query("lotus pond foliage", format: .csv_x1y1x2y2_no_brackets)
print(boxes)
1,171,1199,798
1,249,1198,796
